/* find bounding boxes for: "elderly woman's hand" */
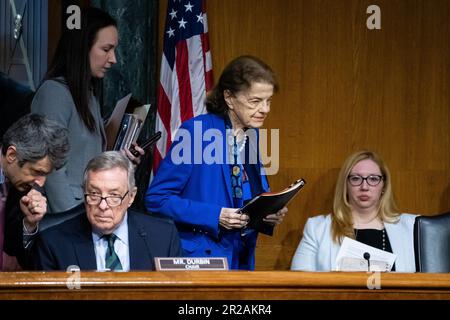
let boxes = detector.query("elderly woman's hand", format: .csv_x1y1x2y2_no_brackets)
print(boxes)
263,206,288,226
219,207,249,229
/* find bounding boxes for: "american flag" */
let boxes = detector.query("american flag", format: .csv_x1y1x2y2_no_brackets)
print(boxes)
152,0,213,174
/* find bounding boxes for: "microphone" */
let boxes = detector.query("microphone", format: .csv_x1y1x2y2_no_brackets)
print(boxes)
363,252,371,272
139,227,155,270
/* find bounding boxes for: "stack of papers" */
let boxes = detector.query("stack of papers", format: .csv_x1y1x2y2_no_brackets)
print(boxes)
335,237,397,272
105,93,151,151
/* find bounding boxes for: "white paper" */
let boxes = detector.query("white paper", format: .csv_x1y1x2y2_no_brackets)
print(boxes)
335,237,397,272
105,93,132,127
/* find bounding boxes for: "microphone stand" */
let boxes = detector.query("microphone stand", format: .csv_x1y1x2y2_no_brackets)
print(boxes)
363,252,371,272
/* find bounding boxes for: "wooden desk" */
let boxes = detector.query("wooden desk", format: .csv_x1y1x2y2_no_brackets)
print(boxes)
0,271,449,300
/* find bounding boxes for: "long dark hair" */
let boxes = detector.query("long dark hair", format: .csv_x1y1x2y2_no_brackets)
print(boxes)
44,7,117,132
205,55,278,115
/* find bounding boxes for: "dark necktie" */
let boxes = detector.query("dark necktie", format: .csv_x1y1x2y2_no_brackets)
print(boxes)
104,233,123,271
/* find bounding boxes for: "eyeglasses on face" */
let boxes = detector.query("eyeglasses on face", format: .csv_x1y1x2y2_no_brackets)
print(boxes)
233,94,272,111
84,190,129,207
347,175,384,186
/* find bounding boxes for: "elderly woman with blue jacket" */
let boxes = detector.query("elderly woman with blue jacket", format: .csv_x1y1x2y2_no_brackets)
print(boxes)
145,56,287,270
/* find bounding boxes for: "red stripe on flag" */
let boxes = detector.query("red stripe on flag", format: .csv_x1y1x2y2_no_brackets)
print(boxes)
157,84,172,143
205,70,213,92
200,33,213,91
175,41,194,122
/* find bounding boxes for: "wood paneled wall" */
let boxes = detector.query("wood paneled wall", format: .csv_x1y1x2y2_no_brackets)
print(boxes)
159,0,450,270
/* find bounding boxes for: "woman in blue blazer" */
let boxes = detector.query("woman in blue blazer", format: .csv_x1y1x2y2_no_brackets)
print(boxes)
291,150,416,272
146,56,287,270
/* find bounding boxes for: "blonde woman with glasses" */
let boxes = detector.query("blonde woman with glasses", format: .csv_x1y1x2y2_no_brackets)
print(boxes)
291,150,416,272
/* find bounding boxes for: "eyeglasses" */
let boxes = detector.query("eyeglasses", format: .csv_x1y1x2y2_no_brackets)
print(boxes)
233,94,272,111
347,175,384,187
84,190,129,207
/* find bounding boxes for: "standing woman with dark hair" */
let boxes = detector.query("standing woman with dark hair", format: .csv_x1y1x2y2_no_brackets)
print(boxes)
31,7,143,214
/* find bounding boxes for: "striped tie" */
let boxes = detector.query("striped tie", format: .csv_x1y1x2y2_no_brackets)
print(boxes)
104,234,122,271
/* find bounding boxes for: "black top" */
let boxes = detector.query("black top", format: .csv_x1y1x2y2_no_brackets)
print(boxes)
354,228,396,271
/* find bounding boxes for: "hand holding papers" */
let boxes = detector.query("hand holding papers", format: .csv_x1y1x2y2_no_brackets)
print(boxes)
335,237,397,272
239,179,305,236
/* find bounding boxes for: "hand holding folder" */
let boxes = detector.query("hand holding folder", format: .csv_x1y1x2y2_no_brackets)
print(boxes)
104,93,151,151
240,179,306,235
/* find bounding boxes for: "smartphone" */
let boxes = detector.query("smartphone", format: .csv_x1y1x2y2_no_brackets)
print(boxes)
129,131,162,156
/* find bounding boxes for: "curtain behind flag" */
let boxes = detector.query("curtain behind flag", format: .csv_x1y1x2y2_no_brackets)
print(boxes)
152,0,213,174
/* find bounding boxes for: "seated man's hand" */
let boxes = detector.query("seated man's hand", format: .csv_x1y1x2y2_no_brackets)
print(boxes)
20,188,47,232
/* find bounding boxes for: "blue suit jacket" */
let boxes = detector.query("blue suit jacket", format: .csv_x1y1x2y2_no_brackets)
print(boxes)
34,210,182,271
145,113,269,270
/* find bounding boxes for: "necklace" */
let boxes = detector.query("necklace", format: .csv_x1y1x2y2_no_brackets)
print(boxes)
354,221,387,251
227,132,247,164
381,227,386,251
227,132,247,153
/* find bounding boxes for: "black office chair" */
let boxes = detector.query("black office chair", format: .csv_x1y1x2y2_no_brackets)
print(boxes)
414,212,450,272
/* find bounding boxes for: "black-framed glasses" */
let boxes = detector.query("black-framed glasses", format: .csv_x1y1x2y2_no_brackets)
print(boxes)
347,175,384,187
84,191,129,207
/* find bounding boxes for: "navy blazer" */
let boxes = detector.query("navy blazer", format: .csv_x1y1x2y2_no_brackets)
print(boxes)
34,210,182,271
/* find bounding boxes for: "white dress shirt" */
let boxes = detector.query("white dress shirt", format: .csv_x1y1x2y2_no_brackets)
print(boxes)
92,212,130,271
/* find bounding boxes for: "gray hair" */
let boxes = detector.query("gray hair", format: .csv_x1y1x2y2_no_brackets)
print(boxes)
1,113,69,169
82,151,135,190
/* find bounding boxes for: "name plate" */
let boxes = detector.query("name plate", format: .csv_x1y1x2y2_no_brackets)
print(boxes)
154,257,229,271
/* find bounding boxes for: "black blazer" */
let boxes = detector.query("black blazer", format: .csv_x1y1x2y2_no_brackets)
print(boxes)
4,188,32,269
34,210,182,271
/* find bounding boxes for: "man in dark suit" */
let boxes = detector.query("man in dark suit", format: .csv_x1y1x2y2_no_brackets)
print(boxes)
1,114,69,270
34,151,182,271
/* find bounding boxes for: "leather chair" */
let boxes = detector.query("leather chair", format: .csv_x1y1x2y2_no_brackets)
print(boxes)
414,212,450,272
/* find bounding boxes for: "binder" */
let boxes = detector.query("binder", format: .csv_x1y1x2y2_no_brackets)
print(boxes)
105,93,151,151
240,179,306,235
